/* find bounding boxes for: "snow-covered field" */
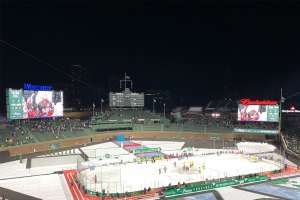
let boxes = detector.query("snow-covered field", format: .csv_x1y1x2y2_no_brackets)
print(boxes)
81,142,129,158
0,174,68,200
237,142,276,154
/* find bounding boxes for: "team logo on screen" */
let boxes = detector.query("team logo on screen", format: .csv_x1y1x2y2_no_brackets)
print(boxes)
11,90,21,97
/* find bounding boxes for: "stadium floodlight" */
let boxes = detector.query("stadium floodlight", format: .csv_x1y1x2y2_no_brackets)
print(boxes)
163,103,166,118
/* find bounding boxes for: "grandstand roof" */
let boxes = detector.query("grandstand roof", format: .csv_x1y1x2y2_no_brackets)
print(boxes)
205,99,238,112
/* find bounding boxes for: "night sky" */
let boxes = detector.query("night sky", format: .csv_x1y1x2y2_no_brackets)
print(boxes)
1,1,300,109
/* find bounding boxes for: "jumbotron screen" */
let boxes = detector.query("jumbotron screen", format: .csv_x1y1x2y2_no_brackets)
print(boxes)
7,89,63,119
237,104,279,122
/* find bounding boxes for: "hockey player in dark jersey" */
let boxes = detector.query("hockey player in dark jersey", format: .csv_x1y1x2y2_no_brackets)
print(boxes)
38,95,54,117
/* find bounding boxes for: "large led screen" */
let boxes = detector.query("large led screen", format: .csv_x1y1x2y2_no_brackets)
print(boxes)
237,104,279,122
7,89,63,119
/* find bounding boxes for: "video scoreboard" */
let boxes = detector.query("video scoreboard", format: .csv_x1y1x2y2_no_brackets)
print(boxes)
237,99,279,122
6,88,63,120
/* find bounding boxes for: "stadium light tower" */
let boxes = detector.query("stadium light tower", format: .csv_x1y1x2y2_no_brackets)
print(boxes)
153,98,156,113
163,103,166,118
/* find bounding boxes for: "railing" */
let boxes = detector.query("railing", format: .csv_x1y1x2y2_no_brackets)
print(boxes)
281,133,300,161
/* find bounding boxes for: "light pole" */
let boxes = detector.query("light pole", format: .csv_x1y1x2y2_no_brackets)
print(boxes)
163,103,166,118
279,88,283,139
153,99,156,113
279,89,300,132
279,89,300,141
93,103,95,117
101,98,104,114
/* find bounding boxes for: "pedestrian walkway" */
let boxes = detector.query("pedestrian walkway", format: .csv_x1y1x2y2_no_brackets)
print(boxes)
268,165,300,179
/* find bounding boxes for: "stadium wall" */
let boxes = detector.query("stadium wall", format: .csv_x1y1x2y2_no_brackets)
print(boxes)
64,111,93,118
0,131,265,156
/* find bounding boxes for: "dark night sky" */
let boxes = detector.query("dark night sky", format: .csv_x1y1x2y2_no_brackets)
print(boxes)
1,1,300,108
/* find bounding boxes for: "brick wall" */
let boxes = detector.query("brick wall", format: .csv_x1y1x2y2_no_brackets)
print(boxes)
0,131,265,156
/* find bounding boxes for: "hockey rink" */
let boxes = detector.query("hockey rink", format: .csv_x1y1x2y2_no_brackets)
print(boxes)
0,140,284,199
79,141,282,193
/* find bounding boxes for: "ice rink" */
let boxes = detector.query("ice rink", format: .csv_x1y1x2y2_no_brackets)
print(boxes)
0,140,285,199
78,141,282,193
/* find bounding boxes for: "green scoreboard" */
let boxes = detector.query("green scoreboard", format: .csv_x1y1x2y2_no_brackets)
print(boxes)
7,89,24,119
266,105,279,122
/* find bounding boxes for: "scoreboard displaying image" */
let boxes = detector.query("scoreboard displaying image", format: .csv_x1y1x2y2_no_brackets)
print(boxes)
6,88,64,120
237,104,279,122
109,88,144,107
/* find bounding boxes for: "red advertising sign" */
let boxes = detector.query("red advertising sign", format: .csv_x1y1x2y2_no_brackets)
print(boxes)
290,106,296,111
240,99,278,105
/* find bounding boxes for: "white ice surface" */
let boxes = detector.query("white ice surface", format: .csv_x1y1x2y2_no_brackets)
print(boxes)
81,153,281,193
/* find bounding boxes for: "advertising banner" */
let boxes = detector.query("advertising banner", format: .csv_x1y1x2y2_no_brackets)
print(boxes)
234,128,279,134
134,148,159,154
164,176,268,197
49,143,61,149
